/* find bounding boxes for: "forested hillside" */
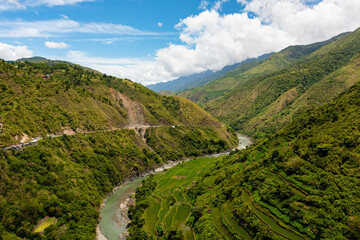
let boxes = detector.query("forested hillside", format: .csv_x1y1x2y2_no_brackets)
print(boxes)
0,60,237,239
147,53,272,93
177,33,346,106
0,59,235,147
203,28,360,138
130,81,360,240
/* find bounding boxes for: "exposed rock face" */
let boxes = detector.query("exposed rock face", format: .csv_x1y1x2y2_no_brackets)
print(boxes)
118,196,135,240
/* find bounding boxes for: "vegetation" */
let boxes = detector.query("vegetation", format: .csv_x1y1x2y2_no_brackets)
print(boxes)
128,157,220,239
177,33,346,106
33,217,57,234
0,58,235,146
203,28,360,138
130,81,360,239
0,59,237,239
148,53,272,93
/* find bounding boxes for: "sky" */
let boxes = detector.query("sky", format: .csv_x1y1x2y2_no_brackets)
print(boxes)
0,0,360,85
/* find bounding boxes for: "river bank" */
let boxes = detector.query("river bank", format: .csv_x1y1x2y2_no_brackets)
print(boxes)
96,133,252,240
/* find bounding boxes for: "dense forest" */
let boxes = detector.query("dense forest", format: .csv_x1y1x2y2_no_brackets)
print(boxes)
0,60,237,239
129,81,360,239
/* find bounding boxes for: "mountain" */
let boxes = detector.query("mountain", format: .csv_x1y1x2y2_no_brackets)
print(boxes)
147,53,272,93
177,32,348,105
190,81,360,239
15,56,100,73
0,59,237,239
201,28,360,138
129,80,360,240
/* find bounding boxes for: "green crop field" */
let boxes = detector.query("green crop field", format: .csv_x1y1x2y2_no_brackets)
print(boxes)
241,190,306,240
138,157,220,238
131,156,311,239
222,202,252,240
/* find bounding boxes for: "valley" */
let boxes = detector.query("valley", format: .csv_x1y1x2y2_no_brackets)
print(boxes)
98,134,252,240
0,15,359,240
0,59,237,239
128,81,360,239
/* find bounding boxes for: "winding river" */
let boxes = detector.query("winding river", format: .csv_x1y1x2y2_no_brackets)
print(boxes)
97,134,252,240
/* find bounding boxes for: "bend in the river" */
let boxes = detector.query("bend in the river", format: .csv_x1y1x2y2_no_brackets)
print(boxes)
97,133,252,240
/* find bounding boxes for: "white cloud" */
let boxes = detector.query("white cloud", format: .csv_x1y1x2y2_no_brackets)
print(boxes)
22,0,359,85
238,0,360,43
130,0,359,84
212,0,230,11
45,41,70,49
0,16,159,38
158,22,163,27
199,0,209,9
0,42,33,60
0,0,93,10
64,50,171,85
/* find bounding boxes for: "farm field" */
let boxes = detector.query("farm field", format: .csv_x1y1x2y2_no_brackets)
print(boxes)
143,157,219,238
138,155,311,239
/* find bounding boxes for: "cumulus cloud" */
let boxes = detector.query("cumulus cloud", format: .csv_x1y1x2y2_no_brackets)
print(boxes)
0,42,33,60
0,0,93,10
129,0,359,84
45,41,70,49
237,0,360,43
21,0,358,85
158,22,163,27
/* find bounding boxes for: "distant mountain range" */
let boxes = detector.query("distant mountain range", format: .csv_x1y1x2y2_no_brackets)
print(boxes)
146,53,273,93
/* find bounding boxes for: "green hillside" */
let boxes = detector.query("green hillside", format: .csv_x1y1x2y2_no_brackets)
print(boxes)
177,33,347,105
129,81,360,240
0,60,235,147
201,28,360,138
0,60,237,239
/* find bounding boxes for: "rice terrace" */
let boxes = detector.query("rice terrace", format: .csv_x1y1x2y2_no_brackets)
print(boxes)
131,154,311,240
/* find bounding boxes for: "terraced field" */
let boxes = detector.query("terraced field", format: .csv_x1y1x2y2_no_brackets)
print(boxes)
143,157,219,239
140,153,312,240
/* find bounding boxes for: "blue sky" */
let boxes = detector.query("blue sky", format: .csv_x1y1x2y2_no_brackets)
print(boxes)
0,0,359,85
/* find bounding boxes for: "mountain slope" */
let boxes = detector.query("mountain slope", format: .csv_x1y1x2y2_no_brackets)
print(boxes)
0,60,235,147
147,53,272,93
0,59,237,239
177,33,347,105
129,81,360,240
201,28,360,138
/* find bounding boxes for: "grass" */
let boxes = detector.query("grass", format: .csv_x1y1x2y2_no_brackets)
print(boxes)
222,202,252,240
182,226,194,240
203,175,216,187
264,168,307,197
241,189,306,240
142,157,220,237
145,197,161,235
164,205,177,228
33,217,56,234
212,208,233,240
172,204,191,228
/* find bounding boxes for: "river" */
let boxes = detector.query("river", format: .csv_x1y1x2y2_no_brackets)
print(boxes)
97,134,252,240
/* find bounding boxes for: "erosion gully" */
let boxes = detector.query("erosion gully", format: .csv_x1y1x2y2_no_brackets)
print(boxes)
97,134,252,240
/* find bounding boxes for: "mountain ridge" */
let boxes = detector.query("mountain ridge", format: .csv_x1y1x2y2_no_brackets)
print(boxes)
147,53,273,93
177,32,349,106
